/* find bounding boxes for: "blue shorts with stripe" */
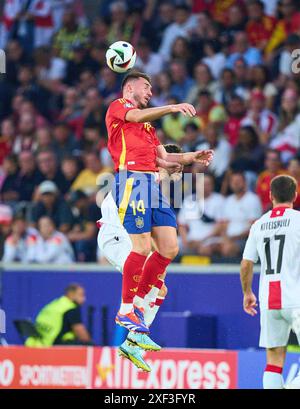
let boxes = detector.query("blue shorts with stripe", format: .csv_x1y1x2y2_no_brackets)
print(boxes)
113,171,177,234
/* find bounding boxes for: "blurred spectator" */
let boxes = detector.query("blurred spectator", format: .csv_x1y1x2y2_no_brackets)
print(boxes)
65,43,96,86
2,214,38,262
230,125,265,189
169,60,195,102
270,88,300,162
226,31,262,68
5,39,33,86
61,156,81,194
98,67,120,107
67,190,98,262
265,0,300,55
186,63,218,106
202,39,226,79
178,173,224,256
288,156,300,209
278,34,300,80
181,123,203,152
30,180,74,233
217,171,262,257
151,71,172,107
0,204,13,260
214,68,248,106
246,0,277,51
106,1,140,45
196,123,231,186
13,112,37,154
36,148,68,193
14,150,43,202
195,90,227,131
256,149,288,211
0,119,14,165
248,64,278,110
35,126,53,151
222,4,247,44
224,95,247,147
27,216,74,263
158,4,198,62
25,283,92,346
135,37,164,77
52,122,79,162
71,151,112,196
53,9,89,60
241,89,278,145
0,154,19,203
161,96,188,143
81,87,106,136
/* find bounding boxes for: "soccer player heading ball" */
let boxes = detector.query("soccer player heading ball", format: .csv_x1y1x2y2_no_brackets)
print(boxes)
103,71,213,371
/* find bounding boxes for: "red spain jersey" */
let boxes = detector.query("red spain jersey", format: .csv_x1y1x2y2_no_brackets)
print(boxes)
106,98,161,172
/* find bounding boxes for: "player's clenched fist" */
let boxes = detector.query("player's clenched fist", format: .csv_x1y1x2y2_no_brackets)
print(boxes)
171,103,196,117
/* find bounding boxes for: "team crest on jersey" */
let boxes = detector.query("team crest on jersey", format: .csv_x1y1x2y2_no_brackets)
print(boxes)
135,216,144,229
125,103,134,108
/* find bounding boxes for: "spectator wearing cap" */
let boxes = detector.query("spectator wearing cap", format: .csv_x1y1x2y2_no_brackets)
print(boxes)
36,148,69,194
135,38,164,77
52,122,80,162
158,4,198,62
2,214,38,263
53,9,89,60
67,190,99,262
0,204,13,260
270,88,300,163
30,181,74,233
27,216,74,264
216,171,262,258
241,89,278,145
169,60,195,102
71,151,112,197
256,149,288,211
226,31,262,69
246,0,277,51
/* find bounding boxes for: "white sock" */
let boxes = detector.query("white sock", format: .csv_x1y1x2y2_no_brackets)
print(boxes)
144,296,165,327
119,303,133,315
133,295,144,308
263,367,284,389
145,286,161,303
285,373,300,389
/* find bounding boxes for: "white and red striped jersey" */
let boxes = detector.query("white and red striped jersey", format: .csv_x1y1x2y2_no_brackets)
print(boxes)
241,109,278,138
243,206,300,310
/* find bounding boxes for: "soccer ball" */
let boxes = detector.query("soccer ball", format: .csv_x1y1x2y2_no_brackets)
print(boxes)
106,41,137,73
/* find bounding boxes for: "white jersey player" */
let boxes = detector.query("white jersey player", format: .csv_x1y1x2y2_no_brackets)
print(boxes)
241,175,300,389
97,192,167,328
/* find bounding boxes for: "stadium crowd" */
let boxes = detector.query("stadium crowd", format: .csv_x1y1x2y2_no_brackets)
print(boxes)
1,0,300,264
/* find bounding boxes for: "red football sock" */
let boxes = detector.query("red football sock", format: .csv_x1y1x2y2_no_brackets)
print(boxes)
136,251,171,299
122,252,147,303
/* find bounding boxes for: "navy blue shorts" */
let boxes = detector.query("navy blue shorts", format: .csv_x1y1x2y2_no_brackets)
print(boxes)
114,171,177,234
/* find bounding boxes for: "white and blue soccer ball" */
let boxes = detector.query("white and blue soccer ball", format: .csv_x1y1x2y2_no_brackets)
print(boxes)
106,41,137,73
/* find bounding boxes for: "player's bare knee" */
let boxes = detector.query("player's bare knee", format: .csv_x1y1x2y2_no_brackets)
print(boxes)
161,244,179,260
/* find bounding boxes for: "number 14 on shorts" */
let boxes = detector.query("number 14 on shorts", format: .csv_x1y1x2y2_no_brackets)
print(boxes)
129,200,146,215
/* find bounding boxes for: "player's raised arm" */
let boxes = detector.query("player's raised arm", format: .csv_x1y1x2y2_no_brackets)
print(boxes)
125,103,196,123
157,145,214,167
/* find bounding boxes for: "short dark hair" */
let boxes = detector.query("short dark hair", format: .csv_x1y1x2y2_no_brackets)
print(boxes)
270,175,297,203
121,71,151,90
164,144,182,153
64,283,83,295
